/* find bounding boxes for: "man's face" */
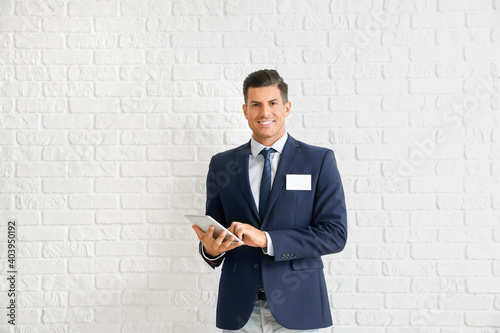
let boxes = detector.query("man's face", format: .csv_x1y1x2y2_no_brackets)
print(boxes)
243,85,291,146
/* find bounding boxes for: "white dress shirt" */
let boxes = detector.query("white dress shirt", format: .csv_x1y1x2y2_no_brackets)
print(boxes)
249,132,288,257
202,133,288,260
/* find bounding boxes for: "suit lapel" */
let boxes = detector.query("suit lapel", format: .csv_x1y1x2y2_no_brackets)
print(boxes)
261,136,300,227
235,141,260,223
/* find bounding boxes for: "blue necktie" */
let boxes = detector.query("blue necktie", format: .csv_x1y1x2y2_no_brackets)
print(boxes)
259,148,275,221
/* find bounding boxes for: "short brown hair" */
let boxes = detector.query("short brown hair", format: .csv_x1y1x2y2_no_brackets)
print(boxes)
243,69,288,105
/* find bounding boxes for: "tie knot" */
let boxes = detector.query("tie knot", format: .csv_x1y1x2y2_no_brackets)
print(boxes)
260,148,275,160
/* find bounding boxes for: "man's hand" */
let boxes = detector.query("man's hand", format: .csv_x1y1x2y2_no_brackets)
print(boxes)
192,225,243,257
228,222,267,248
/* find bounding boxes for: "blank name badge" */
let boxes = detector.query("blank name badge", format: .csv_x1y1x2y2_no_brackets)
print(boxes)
286,174,311,191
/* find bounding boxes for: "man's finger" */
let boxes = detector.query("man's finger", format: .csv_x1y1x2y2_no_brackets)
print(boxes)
192,225,206,240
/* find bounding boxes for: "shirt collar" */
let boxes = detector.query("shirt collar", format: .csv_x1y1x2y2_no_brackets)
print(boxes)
250,132,288,158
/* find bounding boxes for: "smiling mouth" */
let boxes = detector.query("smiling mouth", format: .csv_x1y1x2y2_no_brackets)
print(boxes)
258,120,274,125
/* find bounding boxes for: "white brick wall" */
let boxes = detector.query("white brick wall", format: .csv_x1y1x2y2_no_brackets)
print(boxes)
0,0,498,332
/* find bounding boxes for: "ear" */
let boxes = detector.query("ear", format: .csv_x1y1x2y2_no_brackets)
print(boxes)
243,104,248,119
283,101,291,118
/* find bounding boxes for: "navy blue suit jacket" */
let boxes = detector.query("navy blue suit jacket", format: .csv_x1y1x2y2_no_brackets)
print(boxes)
202,135,347,330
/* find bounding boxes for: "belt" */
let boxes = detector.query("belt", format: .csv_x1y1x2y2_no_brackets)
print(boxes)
257,288,266,301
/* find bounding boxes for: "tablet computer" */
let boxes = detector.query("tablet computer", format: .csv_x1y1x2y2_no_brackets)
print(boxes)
185,215,244,244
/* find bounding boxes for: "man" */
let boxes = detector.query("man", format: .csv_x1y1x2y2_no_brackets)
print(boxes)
192,69,347,332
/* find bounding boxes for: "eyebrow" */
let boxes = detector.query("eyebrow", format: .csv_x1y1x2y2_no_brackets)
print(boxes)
249,99,279,104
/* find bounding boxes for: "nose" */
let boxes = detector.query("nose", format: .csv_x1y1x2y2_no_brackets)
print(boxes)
261,104,271,117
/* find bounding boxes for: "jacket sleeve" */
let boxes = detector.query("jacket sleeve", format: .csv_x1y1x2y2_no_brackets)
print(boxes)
267,149,347,261
199,156,227,269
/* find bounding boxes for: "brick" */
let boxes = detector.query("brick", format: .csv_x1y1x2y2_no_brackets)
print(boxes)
466,312,500,327
70,226,118,241
121,194,170,209
200,16,247,32
95,146,146,161
43,178,92,193
148,146,196,161
96,210,144,224
95,179,145,193
223,32,273,48
410,47,462,62
122,324,171,333
199,49,249,64
68,162,117,177
173,65,222,80
147,178,196,194
68,66,116,81
96,81,147,97
43,147,93,161
95,241,146,256
16,194,66,209
467,278,500,293
121,226,167,240
438,261,491,277
120,258,170,272
44,82,93,97
17,291,67,307
43,275,93,291
467,244,500,259
69,98,119,114
0,81,41,96
121,162,171,177
412,244,463,260
43,18,91,32
172,0,222,15
43,242,93,258
68,33,118,49
410,79,462,94
95,114,144,129
251,49,302,64
358,277,409,293
122,291,171,305
95,49,144,65
409,177,462,193
43,115,91,129
18,259,66,274
303,80,354,96
96,274,146,290
15,33,64,49
0,1,13,15
277,32,327,47
356,144,408,160
69,195,117,209
0,17,39,32
467,11,500,27
69,291,121,306
146,81,196,97
146,49,196,64
95,18,145,32
69,258,119,273
410,311,464,326
172,32,221,48
438,227,492,243
122,0,171,16
412,12,464,28
69,1,118,16
149,274,197,290
43,211,93,225
356,79,407,95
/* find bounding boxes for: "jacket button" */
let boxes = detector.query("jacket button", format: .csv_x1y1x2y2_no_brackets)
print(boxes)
281,254,286,259
253,263,260,269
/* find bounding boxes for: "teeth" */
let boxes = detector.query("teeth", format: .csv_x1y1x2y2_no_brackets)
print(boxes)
260,121,272,125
